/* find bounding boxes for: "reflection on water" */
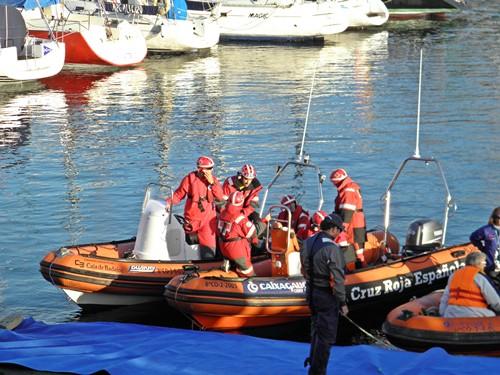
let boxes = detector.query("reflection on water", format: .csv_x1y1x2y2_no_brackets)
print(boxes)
0,4,499,330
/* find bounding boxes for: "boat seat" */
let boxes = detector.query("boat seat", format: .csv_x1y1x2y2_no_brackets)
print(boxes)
270,227,300,277
270,226,299,253
287,251,302,277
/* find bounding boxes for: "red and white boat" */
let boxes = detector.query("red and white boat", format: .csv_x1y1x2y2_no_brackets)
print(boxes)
22,1,147,66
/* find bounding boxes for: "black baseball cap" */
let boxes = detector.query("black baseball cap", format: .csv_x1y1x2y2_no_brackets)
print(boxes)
320,214,344,231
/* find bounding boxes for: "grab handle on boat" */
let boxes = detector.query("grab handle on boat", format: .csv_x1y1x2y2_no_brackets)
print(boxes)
397,309,414,321
451,250,466,258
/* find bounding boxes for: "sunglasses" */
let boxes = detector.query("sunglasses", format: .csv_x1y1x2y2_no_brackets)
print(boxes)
493,215,500,220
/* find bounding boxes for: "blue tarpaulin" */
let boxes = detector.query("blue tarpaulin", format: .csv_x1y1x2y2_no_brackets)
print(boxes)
0,318,499,374
0,0,59,10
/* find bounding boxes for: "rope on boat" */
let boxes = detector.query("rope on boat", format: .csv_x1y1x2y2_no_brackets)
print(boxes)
173,279,205,331
47,258,73,304
342,315,403,351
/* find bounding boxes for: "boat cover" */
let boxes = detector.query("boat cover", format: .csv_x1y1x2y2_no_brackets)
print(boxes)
0,5,26,52
1,317,499,374
0,0,59,10
168,0,187,21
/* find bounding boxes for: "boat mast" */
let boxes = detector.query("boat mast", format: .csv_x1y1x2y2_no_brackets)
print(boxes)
382,49,454,249
414,49,423,158
297,63,317,163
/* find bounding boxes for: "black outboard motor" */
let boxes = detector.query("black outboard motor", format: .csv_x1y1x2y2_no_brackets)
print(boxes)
404,219,444,254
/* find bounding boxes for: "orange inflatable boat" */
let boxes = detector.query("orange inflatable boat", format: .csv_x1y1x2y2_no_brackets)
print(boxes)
40,237,267,308
39,184,267,308
164,222,476,331
165,153,479,331
382,290,500,356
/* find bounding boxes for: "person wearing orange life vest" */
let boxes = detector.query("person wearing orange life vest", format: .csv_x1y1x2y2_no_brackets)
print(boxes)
217,191,259,277
222,164,263,221
165,156,223,259
277,194,310,241
330,168,367,267
439,252,500,318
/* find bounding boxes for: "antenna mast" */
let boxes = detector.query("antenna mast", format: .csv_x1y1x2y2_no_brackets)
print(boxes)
298,64,317,163
414,49,423,158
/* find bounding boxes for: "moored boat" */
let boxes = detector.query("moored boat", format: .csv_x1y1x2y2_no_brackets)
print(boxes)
0,2,65,83
386,0,467,20
39,183,267,308
382,290,500,356
340,0,389,28
66,0,220,53
22,1,147,66
216,0,350,42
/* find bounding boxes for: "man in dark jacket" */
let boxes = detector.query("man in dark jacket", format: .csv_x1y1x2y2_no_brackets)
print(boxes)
470,207,500,289
300,214,349,375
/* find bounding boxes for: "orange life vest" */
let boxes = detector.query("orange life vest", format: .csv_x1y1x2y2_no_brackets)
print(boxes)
448,266,489,308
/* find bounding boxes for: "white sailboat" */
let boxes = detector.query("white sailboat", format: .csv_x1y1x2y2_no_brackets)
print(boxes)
22,0,147,66
0,1,65,83
65,0,220,53
339,0,389,27
216,0,350,42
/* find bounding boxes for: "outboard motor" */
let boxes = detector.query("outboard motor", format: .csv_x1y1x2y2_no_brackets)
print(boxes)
404,219,443,254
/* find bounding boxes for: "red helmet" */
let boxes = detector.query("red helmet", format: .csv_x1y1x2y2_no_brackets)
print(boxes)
330,168,348,183
228,191,244,207
197,156,214,169
312,210,328,226
241,164,256,179
280,194,296,207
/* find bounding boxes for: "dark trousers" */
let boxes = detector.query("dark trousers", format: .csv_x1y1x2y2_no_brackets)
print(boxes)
307,288,340,375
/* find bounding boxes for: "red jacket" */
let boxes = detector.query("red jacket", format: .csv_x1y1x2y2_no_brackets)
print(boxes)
334,177,366,242
278,204,310,240
218,205,257,260
222,175,263,217
168,171,223,222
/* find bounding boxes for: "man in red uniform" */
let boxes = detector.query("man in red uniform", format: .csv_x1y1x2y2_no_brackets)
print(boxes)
218,191,258,276
222,164,263,221
166,156,223,259
330,168,367,267
306,210,350,248
278,194,310,241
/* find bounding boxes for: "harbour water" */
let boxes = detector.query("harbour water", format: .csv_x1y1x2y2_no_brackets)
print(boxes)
0,0,499,335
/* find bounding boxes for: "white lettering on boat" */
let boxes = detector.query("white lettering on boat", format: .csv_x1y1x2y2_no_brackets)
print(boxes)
349,260,465,302
245,280,306,294
129,265,156,272
110,4,143,15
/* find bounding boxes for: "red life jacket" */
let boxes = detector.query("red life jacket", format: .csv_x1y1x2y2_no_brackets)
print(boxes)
222,175,262,216
217,205,256,261
169,171,223,222
334,177,365,243
278,204,309,240
448,266,489,308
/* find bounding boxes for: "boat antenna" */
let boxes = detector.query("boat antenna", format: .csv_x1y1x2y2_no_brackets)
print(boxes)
298,63,317,163
414,49,423,158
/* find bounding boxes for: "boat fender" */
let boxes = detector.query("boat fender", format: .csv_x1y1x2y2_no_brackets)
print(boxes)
397,309,414,321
